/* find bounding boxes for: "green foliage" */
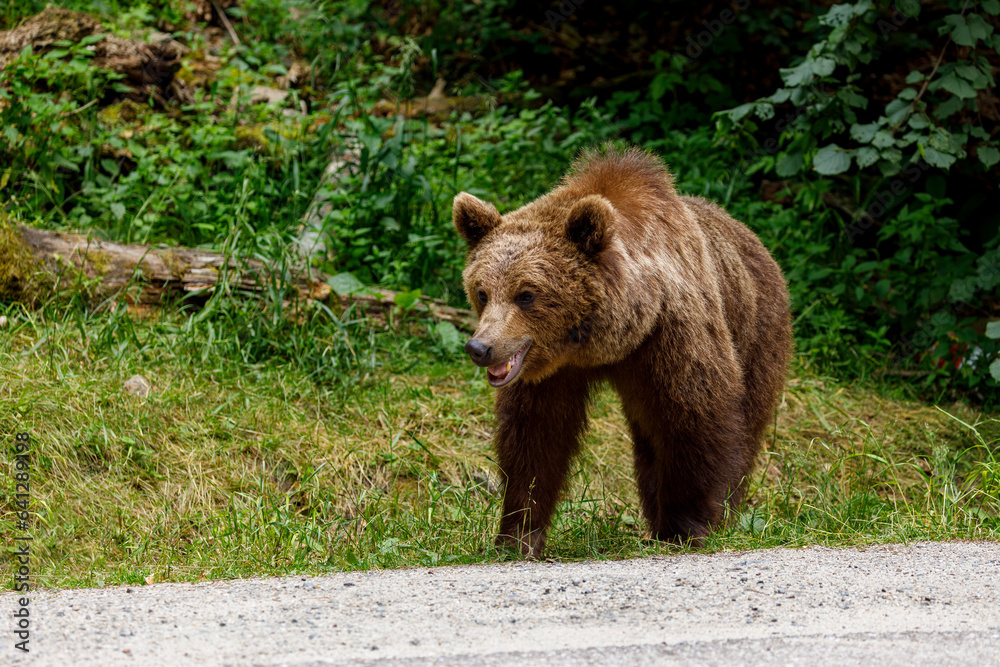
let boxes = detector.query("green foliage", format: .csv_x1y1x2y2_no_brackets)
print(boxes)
0,38,127,207
716,0,1000,395
316,68,617,300
608,51,731,137
369,0,519,83
0,33,333,247
1,0,188,31
727,0,998,178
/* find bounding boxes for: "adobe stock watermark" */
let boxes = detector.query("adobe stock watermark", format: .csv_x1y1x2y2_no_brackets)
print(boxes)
877,2,919,38
546,0,586,30
11,432,32,653
672,0,752,63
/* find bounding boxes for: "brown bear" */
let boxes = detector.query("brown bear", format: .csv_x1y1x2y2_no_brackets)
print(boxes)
453,145,792,558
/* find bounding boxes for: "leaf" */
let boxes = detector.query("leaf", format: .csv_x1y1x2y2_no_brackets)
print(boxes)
434,321,462,351
938,72,977,99
813,144,851,175
905,70,924,84
945,14,974,46
780,61,814,87
984,0,1000,14
921,146,956,169
950,277,978,302
327,272,366,295
934,96,964,119
850,123,879,143
51,153,79,171
885,99,910,124
754,103,775,121
929,129,952,151
878,146,903,167
872,130,896,148
728,103,754,122
855,146,879,168
110,202,126,221
896,0,920,16
812,57,837,77
978,251,1000,289
991,359,1000,382
979,145,1000,168
821,3,858,27
907,113,930,130
838,88,868,108
649,73,672,101
986,321,1000,339
967,14,995,42
768,88,792,104
393,288,421,311
775,151,804,177
954,64,987,86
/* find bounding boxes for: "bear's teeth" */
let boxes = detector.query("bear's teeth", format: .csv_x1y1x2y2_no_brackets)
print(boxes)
506,361,512,373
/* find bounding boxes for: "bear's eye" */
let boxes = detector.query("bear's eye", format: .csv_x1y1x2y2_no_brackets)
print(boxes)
515,291,535,309
477,289,488,306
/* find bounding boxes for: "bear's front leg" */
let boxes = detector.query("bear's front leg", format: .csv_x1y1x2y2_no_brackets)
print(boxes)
492,370,591,559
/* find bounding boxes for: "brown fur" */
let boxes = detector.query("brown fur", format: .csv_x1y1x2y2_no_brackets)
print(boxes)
454,145,792,558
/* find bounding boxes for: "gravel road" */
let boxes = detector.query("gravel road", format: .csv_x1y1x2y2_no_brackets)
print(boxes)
3,541,998,665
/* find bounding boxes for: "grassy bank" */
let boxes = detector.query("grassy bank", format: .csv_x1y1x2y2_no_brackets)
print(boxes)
1,301,997,589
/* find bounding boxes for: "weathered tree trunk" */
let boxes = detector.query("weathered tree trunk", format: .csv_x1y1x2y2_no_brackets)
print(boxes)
2,225,475,329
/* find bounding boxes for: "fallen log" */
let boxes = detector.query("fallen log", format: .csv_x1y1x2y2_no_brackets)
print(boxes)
0,224,476,330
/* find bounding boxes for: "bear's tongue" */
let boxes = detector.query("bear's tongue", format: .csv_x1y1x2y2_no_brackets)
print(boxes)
486,354,518,384
488,357,514,380
487,342,529,387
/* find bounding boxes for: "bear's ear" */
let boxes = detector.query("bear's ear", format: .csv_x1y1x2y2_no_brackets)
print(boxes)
566,195,614,256
453,192,502,248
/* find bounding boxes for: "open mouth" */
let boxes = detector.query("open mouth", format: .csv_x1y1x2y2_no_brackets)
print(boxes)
487,341,531,387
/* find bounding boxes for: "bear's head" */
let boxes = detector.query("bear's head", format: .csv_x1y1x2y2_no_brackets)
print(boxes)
453,191,614,387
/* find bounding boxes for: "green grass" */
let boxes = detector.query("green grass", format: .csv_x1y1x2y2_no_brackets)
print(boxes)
1,300,997,590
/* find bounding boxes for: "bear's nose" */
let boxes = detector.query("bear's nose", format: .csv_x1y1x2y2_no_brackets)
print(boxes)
464,339,492,366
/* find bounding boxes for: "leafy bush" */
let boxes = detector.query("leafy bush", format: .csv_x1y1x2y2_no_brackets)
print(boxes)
0,32,331,246
716,0,1000,396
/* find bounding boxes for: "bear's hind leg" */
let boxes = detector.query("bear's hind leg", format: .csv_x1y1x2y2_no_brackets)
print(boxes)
623,401,748,547
653,415,751,546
